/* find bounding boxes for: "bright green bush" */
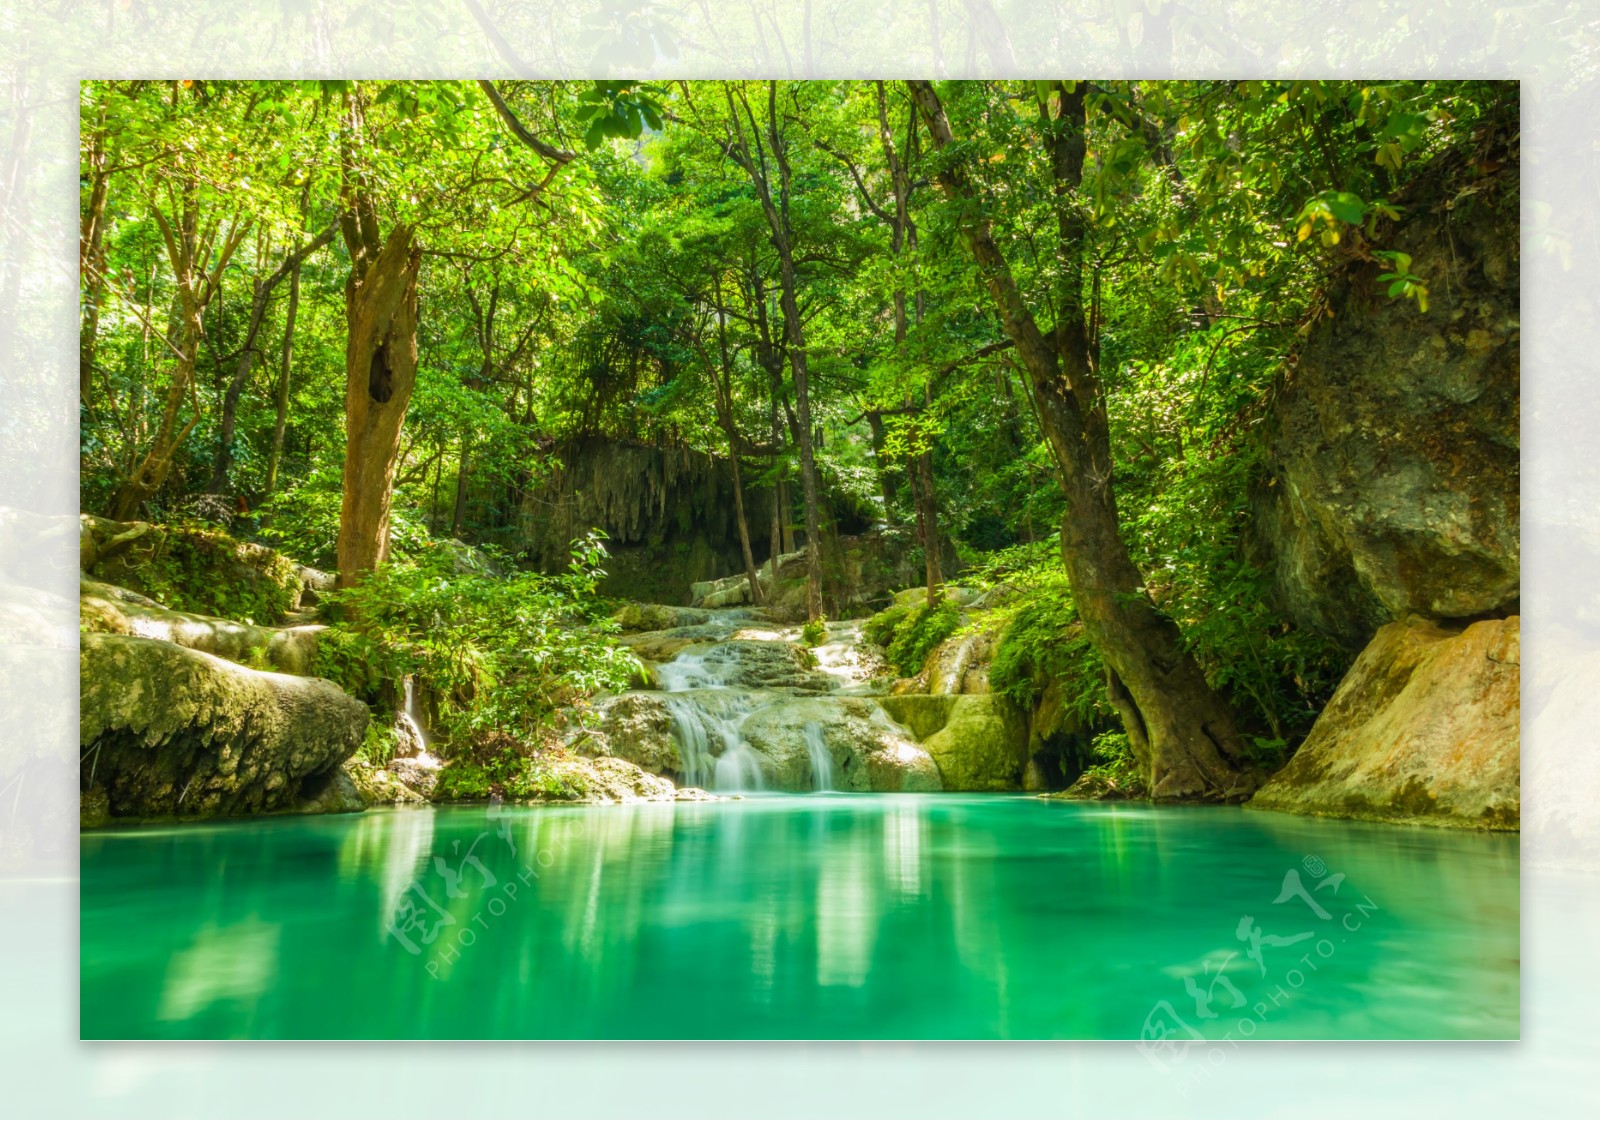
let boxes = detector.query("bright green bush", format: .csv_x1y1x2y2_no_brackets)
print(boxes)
800,616,828,647
884,602,961,677
318,531,640,747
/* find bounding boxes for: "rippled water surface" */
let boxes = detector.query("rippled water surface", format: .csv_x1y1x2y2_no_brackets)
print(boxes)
80,796,1518,1039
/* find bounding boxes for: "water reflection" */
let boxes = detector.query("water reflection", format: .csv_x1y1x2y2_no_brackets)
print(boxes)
80,798,1520,1039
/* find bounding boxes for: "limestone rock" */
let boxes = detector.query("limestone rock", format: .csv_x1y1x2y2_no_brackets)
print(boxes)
343,759,428,806
80,632,368,824
1254,186,1519,647
737,695,942,792
1249,616,1519,829
591,691,684,775
81,576,322,674
877,692,1028,790
613,603,712,632
547,755,678,804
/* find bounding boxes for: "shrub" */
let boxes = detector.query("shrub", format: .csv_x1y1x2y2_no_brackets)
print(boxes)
800,615,828,647
317,531,641,748
883,601,961,677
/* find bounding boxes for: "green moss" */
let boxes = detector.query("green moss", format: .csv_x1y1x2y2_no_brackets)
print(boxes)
103,522,304,624
863,603,911,648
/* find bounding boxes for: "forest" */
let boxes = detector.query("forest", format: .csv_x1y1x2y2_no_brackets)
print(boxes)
77,77,1519,817
72,75,1525,1043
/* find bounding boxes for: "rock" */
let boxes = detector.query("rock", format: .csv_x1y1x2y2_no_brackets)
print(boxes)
613,603,712,632
737,696,943,792
81,576,322,674
553,755,680,803
690,570,768,609
297,766,367,815
343,758,428,806
658,639,829,692
1248,616,1519,829
591,692,684,775
878,692,1028,791
1254,183,1519,648
388,754,442,799
80,514,306,625
918,695,1029,791
877,694,960,740
80,632,368,824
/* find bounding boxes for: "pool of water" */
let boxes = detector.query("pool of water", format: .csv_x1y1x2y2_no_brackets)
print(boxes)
79,796,1519,1039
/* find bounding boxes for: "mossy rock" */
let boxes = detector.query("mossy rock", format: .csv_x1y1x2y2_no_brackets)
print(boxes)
81,514,305,624
1249,616,1519,829
81,576,321,675
80,632,368,825
879,692,1027,791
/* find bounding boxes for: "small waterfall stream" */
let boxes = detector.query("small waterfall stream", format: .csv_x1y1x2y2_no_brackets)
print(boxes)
643,610,867,793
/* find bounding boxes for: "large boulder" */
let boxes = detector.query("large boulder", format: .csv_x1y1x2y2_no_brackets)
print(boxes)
81,576,321,675
591,691,684,775
878,692,1029,791
81,632,368,824
1249,616,1519,829
1254,173,1519,648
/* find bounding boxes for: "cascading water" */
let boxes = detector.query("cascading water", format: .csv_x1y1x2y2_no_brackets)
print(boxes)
394,675,431,760
801,722,835,791
612,605,921,795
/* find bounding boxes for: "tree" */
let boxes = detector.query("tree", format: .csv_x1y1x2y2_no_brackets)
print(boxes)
908,79,1258,800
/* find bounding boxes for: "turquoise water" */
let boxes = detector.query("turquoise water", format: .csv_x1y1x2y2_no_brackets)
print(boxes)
79,796,1518,1039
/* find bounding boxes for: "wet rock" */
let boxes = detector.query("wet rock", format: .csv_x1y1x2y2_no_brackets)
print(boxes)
387,754,441,799
591,691,684,775
80,632,368,824
737,696,942,792
878,692,1028,791
343,759,428,806
1249,616,1519,829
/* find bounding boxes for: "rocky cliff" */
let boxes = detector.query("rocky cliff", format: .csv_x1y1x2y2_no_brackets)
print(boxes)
1249,152,1520,828
519,436,873,604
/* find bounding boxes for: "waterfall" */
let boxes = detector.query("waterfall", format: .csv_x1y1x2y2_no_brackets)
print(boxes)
802,722,834,792
395,675,429,758
662,693,767,793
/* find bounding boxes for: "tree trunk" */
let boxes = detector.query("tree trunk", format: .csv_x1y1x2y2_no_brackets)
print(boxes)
909,79,1256,801
451,433,471,538
916,448,943,605
865,409,898,516
263,258,301,498
337,225,422,586
210,221,336,493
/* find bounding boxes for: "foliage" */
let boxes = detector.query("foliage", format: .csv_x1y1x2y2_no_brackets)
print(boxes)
799,616,828,647
317,532,640,747
890,603,962,678
988,575,1110,725
433,738,590,802
113,522,303,625
1076,730,1146,798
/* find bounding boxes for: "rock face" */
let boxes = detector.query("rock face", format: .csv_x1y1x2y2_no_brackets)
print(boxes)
1250,616,1519,829
1255,177,1519,649
81,632,369,823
